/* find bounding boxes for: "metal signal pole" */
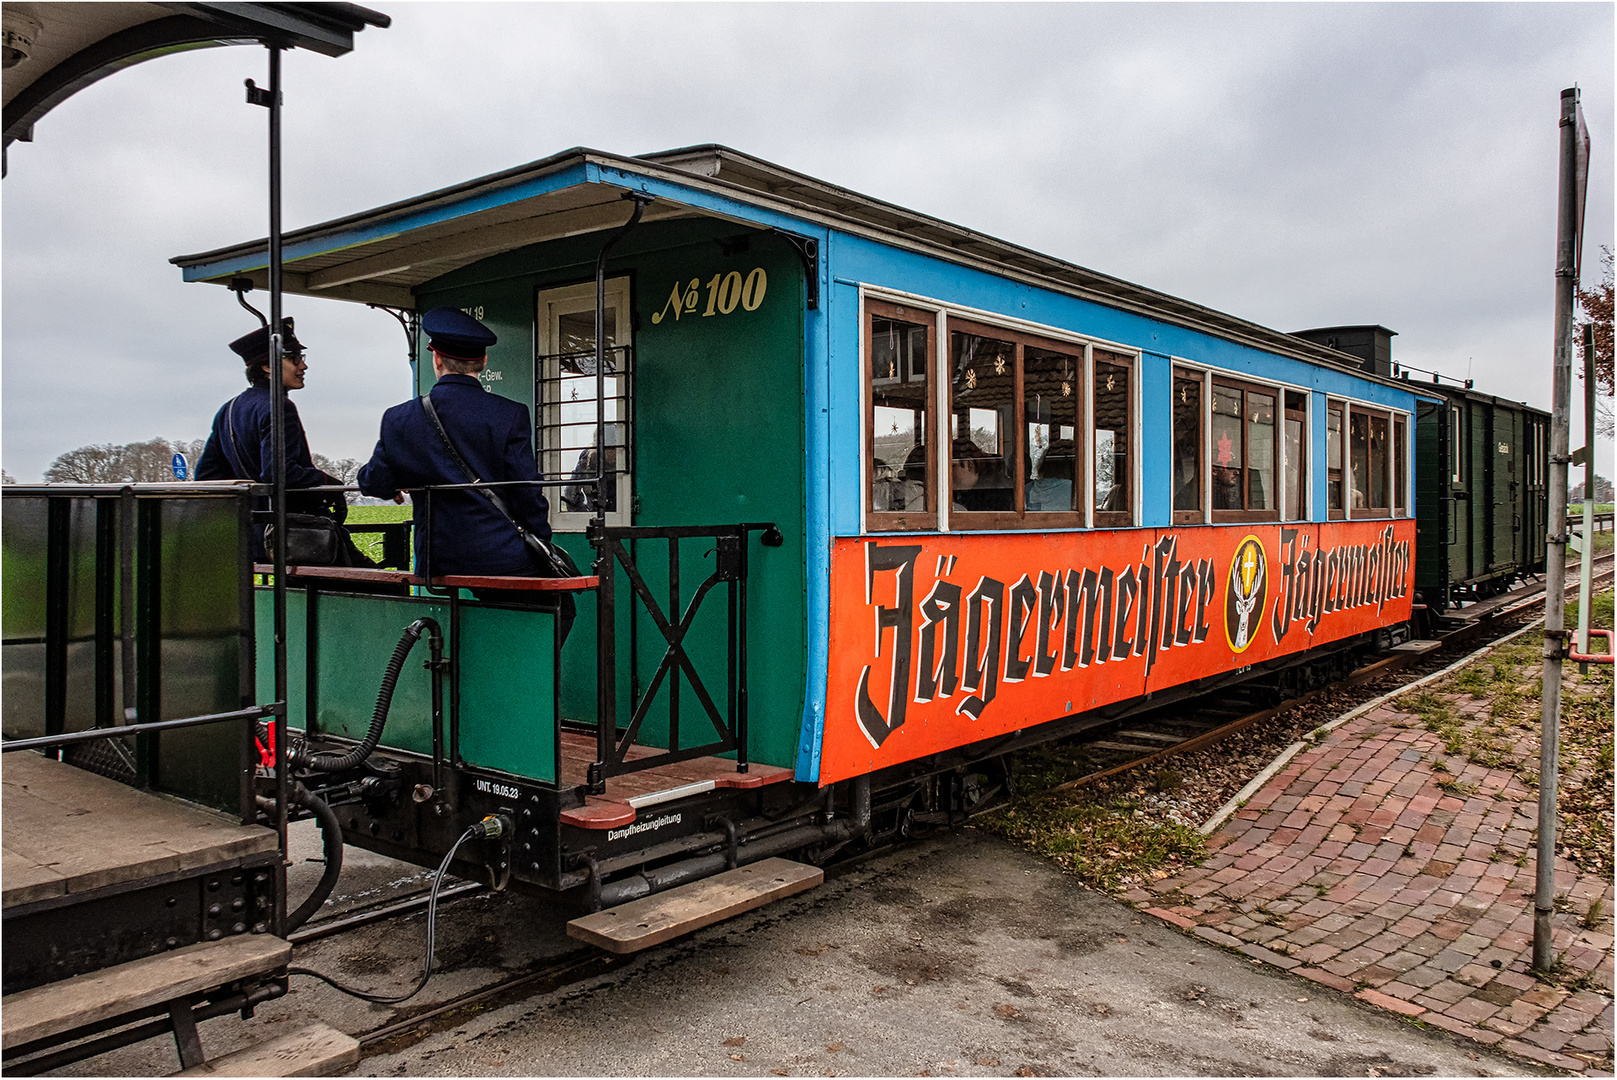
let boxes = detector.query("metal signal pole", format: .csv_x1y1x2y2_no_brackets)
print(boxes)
1534,86,1586,972
247,44,290,936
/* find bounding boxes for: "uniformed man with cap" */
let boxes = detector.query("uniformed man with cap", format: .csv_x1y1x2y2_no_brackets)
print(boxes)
358,308,572,635
197,317,354,561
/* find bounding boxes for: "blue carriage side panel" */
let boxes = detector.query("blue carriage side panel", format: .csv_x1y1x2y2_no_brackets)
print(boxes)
1140,352,1174,527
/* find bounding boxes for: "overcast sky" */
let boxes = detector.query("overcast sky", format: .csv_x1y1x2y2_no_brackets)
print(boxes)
3,2,1611,482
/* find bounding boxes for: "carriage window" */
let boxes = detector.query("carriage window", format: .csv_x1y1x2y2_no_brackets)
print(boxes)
1092,351,1133,524
1283,391,1307,521
537,277,632,529
867,301,934,530
1394,415,1408,514
1327,401,1345,518
1349,407,1391,517
1211,378,1277,521
1247,392,1275,511
1024,347,1081,514
944,319,1088,527
950,330,1017,518
1211,385,1244,512
1172,368,1203,522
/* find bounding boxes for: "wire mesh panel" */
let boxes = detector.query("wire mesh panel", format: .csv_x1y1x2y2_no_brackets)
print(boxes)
535,343,632,518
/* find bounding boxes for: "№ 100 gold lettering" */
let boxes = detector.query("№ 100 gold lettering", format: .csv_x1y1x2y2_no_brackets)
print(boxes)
651,268,768,324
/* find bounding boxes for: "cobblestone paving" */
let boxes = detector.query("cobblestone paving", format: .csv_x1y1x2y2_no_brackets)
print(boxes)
1128,679,1614,1076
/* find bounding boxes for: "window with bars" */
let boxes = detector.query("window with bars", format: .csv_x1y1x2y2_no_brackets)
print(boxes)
535,279,632,530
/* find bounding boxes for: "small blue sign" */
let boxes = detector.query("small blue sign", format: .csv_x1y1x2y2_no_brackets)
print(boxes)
171,454,188,480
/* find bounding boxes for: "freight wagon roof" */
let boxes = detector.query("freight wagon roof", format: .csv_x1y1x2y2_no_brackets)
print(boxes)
171,143,1414,387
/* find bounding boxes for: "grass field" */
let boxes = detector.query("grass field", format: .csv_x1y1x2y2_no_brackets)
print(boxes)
345,502,412,564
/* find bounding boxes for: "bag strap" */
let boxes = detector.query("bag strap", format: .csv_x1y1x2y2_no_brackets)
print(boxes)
220,392,252,480
418,393,535,541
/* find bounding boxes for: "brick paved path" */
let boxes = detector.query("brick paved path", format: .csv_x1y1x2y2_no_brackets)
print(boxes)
1129,688,1614,1075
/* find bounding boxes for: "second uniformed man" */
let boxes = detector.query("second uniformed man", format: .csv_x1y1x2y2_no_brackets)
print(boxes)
357,308,573,636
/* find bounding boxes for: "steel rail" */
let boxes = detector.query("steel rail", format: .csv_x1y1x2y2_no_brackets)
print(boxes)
356,951,625,1053
286,881,486,945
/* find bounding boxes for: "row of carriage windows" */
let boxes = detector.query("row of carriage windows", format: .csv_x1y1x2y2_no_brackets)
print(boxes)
867,300,1408,532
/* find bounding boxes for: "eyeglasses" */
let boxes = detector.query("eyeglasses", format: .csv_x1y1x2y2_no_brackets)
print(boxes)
282,351,307,364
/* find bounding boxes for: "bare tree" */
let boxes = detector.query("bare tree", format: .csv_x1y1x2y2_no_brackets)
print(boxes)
1,470,16,485
314,454,361,502
44,443,132,483
43,437,207,483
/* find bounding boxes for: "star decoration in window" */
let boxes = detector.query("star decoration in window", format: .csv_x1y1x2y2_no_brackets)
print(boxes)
1216,432,1235,467
1106,373,1116,392
1062,381,1072,397
994,356,1007,376
965,369,977,389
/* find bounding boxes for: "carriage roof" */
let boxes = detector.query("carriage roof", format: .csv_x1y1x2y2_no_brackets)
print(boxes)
172,143,1408,383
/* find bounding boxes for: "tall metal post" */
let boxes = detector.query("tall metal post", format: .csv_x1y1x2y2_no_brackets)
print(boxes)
1577,323,1594,664
1534,86,1582,972
264,44,290,937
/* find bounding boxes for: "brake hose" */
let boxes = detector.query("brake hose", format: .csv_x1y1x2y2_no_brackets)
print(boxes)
288,816,506,1004
303,619,430,773
282,785,344,933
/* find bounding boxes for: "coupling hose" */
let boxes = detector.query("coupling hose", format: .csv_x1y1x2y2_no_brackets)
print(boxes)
305,620,429,773
264,783,345,933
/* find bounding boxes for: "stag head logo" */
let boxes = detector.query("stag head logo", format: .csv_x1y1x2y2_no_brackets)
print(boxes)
1224,535,1269,654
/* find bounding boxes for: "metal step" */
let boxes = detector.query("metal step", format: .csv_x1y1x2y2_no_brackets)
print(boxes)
567,858,822,955
1,935,290,1052
173,1022,358,1077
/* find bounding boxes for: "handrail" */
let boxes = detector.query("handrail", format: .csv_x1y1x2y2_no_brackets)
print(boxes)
1569,628,1614,665
2,705,283,754
251,564,597,590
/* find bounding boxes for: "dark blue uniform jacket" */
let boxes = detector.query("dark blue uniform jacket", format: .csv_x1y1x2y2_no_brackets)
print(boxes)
196,386,340,559
357,374,551,577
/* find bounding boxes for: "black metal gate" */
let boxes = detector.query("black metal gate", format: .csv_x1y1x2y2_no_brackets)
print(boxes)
584,522,779,793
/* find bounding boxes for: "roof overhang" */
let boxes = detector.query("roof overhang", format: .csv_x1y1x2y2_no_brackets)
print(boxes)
3,2,389,150
172,143,1417,387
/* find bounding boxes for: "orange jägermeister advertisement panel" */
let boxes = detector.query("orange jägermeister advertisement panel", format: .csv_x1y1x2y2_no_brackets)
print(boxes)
819,520,1415,784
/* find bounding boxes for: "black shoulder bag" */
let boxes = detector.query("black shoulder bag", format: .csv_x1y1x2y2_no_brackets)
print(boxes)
224,394,349,565
418,395,579,578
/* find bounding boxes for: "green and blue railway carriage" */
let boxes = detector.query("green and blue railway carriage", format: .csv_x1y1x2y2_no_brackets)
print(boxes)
172,145,1433,897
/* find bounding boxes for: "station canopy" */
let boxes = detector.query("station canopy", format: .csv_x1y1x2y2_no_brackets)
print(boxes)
3,2,388,150
172,143,1377,375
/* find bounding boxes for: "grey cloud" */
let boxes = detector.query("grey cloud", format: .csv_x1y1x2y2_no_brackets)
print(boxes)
3,3,1611,481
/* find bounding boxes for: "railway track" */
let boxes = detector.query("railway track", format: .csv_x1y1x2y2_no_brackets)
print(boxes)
286,553,1612,1058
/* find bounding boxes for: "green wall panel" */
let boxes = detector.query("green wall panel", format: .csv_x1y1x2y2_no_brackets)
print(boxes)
255,590,558,783
456,604,555,781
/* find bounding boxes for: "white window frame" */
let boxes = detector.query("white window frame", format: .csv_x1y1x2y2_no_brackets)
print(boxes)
536,277,633,532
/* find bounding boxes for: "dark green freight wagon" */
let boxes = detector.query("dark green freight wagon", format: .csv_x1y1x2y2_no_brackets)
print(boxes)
1412,386,1550,613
